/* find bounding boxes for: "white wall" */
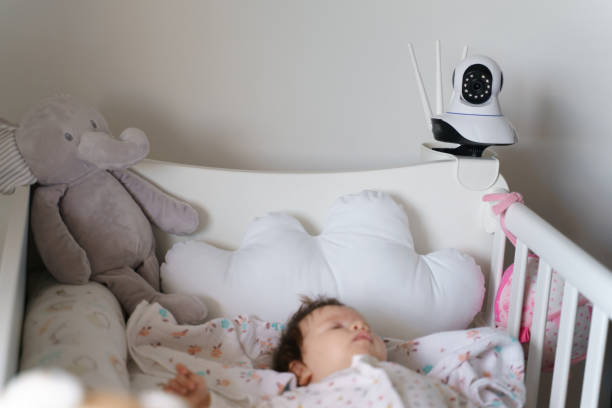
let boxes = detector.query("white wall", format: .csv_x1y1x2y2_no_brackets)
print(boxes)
2,0,610,279
1,0,611,404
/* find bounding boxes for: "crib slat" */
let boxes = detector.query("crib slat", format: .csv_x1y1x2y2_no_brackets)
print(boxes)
486,226,507,326
525,260,553,408
508,239,529,338
580,306,608,408
549,282,578,408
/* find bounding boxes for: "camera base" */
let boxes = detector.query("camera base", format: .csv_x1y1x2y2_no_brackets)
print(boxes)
432,144,489,157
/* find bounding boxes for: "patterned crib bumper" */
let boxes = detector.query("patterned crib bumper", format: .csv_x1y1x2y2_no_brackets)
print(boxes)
20,269,129,391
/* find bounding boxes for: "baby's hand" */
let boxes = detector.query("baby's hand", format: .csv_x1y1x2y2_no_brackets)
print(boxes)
163,363,211,408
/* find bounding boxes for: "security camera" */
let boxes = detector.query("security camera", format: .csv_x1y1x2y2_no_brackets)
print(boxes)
451,56,503,112
409,43,517,157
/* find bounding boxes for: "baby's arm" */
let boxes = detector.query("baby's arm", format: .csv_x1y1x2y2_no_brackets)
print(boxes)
164,364,211,408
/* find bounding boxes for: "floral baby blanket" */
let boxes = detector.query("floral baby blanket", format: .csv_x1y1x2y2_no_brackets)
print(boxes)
127,301,525,407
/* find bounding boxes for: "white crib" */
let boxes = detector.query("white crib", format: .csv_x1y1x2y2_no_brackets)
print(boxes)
0,144,610,407
495,198,612,407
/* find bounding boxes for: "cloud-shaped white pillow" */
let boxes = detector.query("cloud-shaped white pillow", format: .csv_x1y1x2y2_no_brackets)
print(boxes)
161,191,484,339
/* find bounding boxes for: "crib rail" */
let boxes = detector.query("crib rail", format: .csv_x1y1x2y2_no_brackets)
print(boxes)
0,187,29,387
499,202,612,408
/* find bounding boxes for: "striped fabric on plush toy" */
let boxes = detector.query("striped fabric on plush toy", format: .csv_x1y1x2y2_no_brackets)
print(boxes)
0,121,37,194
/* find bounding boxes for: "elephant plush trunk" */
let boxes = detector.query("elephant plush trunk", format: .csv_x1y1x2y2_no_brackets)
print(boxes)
77,128,150,170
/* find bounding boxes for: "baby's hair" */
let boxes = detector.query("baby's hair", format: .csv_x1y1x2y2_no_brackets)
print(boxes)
272,295,344,372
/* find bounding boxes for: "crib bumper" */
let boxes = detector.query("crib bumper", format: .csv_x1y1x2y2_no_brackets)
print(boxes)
19,269,130,391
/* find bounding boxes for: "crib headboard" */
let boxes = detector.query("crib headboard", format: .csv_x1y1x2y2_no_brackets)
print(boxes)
133,155,507,265
134,150,508,329
0,148,508,386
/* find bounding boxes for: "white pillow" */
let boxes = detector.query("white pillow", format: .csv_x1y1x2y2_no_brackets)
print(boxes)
161,190,484,339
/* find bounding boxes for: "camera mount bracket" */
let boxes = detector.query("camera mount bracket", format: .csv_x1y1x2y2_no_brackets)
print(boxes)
420,142,500,191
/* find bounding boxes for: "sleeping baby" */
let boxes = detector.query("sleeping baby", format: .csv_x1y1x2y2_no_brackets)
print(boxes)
164,296,477,407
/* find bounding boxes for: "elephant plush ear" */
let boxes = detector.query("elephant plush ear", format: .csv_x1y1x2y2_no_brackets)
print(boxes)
0,120,37,195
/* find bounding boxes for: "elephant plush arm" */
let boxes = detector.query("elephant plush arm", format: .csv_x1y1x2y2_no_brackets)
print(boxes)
110,169,199,235
30,185,92,284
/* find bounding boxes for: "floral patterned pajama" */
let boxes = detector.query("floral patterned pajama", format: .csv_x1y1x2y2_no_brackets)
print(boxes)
128,302,525,407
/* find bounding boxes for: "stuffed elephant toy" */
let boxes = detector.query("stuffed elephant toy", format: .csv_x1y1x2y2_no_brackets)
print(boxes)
0,95,207,324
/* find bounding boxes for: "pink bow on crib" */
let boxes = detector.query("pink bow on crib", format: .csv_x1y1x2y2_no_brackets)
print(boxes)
482,192,524,246
483,192,531,342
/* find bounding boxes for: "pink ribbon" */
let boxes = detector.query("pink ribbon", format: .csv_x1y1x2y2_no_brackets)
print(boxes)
485,192,533,343
482,192,524,246
519,326,531,343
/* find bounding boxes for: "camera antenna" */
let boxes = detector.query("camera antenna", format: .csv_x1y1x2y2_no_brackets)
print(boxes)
461,44,469,60
435,40,444,115
408,42,433,131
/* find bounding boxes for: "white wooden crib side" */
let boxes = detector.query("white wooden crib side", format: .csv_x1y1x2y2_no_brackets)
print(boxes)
0,187,29,387
498,202,612,407
133,158,507,264
133,156,509,326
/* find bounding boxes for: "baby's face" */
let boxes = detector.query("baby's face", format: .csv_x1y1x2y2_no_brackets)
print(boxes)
297,305,387,384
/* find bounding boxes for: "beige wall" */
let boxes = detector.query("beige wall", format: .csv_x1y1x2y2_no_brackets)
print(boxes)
1,2,610,266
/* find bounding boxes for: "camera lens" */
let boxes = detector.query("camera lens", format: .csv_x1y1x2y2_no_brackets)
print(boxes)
462,64,492,104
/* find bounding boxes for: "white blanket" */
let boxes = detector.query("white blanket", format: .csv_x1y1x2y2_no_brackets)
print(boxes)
127,302,525,407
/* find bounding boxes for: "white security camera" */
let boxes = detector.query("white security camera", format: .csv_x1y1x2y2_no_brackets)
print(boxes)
409,44,517,157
